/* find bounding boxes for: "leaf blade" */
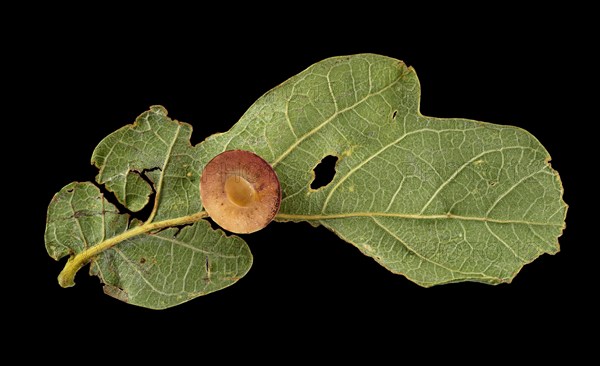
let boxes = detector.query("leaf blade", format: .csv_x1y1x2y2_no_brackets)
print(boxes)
90,220,252,309
203,53,567,286
46,107,253,308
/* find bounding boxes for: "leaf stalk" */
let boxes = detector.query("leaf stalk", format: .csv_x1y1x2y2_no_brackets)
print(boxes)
58,211,208,287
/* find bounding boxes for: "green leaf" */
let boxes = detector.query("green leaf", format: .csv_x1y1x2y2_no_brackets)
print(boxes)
45,108,252,309
46,54,567,309
200,53,567,286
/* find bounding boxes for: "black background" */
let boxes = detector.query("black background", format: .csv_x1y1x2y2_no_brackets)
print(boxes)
17,8,591,351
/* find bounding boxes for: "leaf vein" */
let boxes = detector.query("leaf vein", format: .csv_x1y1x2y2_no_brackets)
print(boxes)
485,166,547,217
151,235,241,258
69,192,89,250
323,128,447,213
114,247,183,297
271,71,404,167
372,217,492,279
419,146,538,215
146,123,182,223
276,212,560,227
485,222,526,262
181,251,196,293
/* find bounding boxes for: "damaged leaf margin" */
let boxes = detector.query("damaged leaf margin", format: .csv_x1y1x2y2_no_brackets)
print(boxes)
45,107,253,309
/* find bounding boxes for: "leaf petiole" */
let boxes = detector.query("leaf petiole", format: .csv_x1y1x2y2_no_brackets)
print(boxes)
57,211,209,288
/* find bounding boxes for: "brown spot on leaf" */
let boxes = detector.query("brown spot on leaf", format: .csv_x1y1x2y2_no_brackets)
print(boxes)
103,285,129,303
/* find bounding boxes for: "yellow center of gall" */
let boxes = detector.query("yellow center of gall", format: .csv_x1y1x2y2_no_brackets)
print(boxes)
224,175,257,207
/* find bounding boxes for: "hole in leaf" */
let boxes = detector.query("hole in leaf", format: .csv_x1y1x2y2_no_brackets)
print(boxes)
94,181,151,224
392,110,398,119
131,169,158,221
311,155,338,190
